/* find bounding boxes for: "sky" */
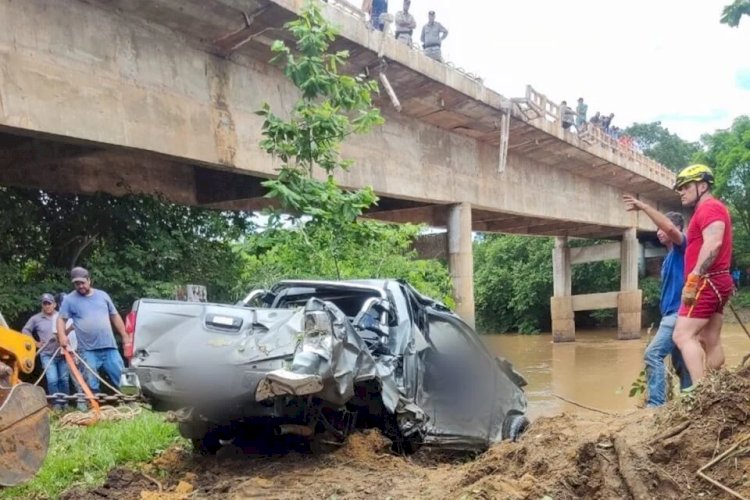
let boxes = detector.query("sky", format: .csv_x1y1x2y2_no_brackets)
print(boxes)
353,0,750,141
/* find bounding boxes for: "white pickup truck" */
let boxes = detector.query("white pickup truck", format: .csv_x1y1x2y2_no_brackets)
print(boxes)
126,279,528,454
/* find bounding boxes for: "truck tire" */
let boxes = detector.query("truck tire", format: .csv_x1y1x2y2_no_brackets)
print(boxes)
502,413,529,442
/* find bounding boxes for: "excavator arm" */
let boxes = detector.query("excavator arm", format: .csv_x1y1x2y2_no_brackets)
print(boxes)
0,318,50,487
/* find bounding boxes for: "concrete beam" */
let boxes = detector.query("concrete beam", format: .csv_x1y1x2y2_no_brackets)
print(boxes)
0,150,197,204
364,204,449,226
194,168,268,205
570,242,621,265
572,292,619,311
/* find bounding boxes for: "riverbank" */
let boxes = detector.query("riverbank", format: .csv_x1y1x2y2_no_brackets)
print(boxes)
46,366,750,499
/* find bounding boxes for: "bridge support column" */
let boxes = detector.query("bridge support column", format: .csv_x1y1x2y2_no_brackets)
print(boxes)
447,202,475,327
618,228,642,340
551,236,575,342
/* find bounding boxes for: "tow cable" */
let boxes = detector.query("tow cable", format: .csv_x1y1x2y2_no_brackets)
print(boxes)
33,346,142,427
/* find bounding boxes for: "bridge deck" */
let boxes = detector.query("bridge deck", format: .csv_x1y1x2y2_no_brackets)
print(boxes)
83,0,675,204
0,0,679,239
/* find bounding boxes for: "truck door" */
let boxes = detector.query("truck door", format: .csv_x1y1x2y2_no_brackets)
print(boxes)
419,313,495,449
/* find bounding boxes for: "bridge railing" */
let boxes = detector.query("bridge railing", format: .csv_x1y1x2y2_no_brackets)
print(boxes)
523,86,675,186
321,2,674,187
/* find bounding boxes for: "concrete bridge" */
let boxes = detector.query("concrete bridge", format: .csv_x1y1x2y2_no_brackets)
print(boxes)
0,0,681,339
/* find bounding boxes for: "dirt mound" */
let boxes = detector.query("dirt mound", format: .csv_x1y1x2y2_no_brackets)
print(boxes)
61,368,750,499
454,367,750,499
60,468,157,499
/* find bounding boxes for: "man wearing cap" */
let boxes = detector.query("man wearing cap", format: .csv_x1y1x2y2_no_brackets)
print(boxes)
420,10,448,61
23,293,69,410
56,267,131,397
622,196,692,406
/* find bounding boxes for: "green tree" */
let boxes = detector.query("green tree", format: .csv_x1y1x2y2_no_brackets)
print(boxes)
0,187,249,326
721,0,750,27
238,222,454,307
473,235,661,333
473,235,555,334
624,122,701,171
698,115,750,267
257,2,384,277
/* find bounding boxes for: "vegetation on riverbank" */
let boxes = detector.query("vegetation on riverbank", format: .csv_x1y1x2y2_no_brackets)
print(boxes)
0,408,181,500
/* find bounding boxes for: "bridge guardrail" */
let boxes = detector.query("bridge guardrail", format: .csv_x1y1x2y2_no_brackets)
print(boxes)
523,85,675,187
323,2,674,188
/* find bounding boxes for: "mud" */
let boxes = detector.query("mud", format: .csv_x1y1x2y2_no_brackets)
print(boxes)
63,367,750,499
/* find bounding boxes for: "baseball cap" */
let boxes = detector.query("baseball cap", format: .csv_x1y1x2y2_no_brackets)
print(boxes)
40,293,55,304
70,266,90,283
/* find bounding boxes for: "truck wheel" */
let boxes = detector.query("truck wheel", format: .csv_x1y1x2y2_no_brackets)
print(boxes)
502,413,529,442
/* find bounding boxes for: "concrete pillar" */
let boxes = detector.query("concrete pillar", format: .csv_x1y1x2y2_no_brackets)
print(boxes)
618,228,642,339
447,202,475,327
551,236,575,342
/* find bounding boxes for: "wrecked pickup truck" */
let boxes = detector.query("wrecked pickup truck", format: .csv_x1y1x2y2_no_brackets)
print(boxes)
127,280,528,454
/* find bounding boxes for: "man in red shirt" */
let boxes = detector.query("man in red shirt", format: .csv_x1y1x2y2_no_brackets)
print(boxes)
672,164,734,384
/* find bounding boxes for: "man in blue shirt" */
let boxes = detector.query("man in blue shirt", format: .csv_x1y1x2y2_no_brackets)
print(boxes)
623,196,691,406
56,267,131,400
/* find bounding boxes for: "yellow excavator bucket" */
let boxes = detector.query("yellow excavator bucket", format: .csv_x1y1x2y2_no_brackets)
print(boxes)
0,323,50,487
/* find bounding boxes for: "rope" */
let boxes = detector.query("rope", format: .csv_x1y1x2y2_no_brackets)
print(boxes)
32,343,142,427
71,350,127,397
553,393,614,416
58,404,142,428
33,345,61,386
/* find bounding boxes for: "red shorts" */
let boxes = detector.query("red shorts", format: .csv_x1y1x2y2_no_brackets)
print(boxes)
678,274,734,319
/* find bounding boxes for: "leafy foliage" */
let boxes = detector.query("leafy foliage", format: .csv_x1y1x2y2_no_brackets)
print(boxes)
473,235,554,334
257,2,384,275
473,235,663,333
629,369,647,398
239,222,454,307
624,122,701,171
0,187,249,327
721,0,750,27
0,410,182,499
258,3,383,278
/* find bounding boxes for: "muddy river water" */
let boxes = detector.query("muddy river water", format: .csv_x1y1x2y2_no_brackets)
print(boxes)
484,324,750,420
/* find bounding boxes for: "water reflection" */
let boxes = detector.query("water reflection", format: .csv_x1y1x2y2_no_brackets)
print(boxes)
484,325,750,421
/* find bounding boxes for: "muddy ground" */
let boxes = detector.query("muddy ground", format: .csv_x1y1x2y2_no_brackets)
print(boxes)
62,367,750,499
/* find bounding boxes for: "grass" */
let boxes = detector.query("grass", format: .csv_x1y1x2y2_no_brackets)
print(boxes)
1,407,183,499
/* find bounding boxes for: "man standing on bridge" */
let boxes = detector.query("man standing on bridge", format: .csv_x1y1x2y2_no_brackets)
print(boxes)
671,164,734,386
622,197,691,405
394,0,416,44
421,11,448,61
